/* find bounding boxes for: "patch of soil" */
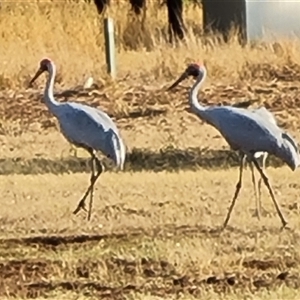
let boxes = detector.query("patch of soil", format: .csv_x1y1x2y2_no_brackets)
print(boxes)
0,257,298,299
1,226,299,298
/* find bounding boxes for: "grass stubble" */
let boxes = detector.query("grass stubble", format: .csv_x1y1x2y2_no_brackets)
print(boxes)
1,1,300,299
1,169,300,299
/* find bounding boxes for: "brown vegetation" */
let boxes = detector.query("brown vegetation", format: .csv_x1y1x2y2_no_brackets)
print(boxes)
0,2,300,299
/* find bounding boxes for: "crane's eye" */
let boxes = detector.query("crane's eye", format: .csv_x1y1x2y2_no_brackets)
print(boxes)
189,68,200,77
40,63,47,71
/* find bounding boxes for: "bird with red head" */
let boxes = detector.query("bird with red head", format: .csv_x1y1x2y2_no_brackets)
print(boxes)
167,62,206,91
29,58,52,87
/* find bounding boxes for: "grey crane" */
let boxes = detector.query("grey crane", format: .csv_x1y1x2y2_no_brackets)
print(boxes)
167,62,299,229
29,58,126,220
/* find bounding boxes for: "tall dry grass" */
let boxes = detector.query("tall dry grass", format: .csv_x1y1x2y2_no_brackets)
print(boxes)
0,1,300,90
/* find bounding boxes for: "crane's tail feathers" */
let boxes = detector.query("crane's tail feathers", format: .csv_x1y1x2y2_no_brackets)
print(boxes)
281,132,300,171
110,131,126,171
117,137,126,171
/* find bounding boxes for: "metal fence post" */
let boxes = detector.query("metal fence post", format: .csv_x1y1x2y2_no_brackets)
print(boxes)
104,17,116,78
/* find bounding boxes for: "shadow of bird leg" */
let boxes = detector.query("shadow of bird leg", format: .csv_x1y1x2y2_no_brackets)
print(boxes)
222,154,246,229
249,161,260,220
73,153,103,219
252,158,288,228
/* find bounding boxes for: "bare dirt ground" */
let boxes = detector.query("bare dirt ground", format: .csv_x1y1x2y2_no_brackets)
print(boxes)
1,1,300,299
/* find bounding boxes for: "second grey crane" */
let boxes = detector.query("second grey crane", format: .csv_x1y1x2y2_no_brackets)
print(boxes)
168,62,299,229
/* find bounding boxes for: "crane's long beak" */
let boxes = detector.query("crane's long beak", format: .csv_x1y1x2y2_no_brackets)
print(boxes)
28,68,44,88
167,71,189,91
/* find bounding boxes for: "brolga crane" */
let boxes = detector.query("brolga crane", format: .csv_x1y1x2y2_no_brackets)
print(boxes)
29,58,126,221
167,62,299,229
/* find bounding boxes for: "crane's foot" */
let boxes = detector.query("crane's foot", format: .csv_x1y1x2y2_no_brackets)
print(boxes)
73,199,87,215
251,206,270,219
280,220,289,230
252,208,261,220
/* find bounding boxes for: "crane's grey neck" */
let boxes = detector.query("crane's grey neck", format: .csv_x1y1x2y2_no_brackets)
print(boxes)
189,68,207,115
44,62,60,115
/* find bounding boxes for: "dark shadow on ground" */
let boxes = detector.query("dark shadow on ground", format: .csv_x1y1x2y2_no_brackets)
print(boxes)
0,146,284,175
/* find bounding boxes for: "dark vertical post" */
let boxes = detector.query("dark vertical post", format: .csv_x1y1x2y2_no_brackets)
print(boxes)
129,0,146,15
93,0,110,15
202,0,247,43
166,0,185,43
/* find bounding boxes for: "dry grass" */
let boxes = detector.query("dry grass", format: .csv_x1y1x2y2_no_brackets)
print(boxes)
0,1,201,88
7,291,300,300
1,2,300,299
1,168,297,236
0,169,300,298
1,167,300,235
1,1,300,142
0,0,300,90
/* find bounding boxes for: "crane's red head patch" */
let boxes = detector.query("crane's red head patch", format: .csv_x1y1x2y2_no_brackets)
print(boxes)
190,62,204,69
186,62,204,77
167,60,206,91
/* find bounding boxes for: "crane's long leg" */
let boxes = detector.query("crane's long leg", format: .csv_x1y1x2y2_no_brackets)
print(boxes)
87,156,103,221
251,158,288,228
223,154,246,229
257,153,268,213
73,153,95,215
87,155,95,221
249,161,260,220
73,152,103,220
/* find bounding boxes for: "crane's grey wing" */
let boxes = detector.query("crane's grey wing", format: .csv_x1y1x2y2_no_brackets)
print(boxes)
205,106,299,170
91,107,120,134
91,107,126,170
252,107,277,126
206,107,280,153
57,103,126,169
254,107,299,169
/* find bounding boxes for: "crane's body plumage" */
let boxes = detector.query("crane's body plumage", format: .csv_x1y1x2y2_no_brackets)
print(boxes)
186,66,299,171
251,107,277,160
168,62,299,228
199,105,299,170
252,106,276,125
54,102,125,170
30,58,126,220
